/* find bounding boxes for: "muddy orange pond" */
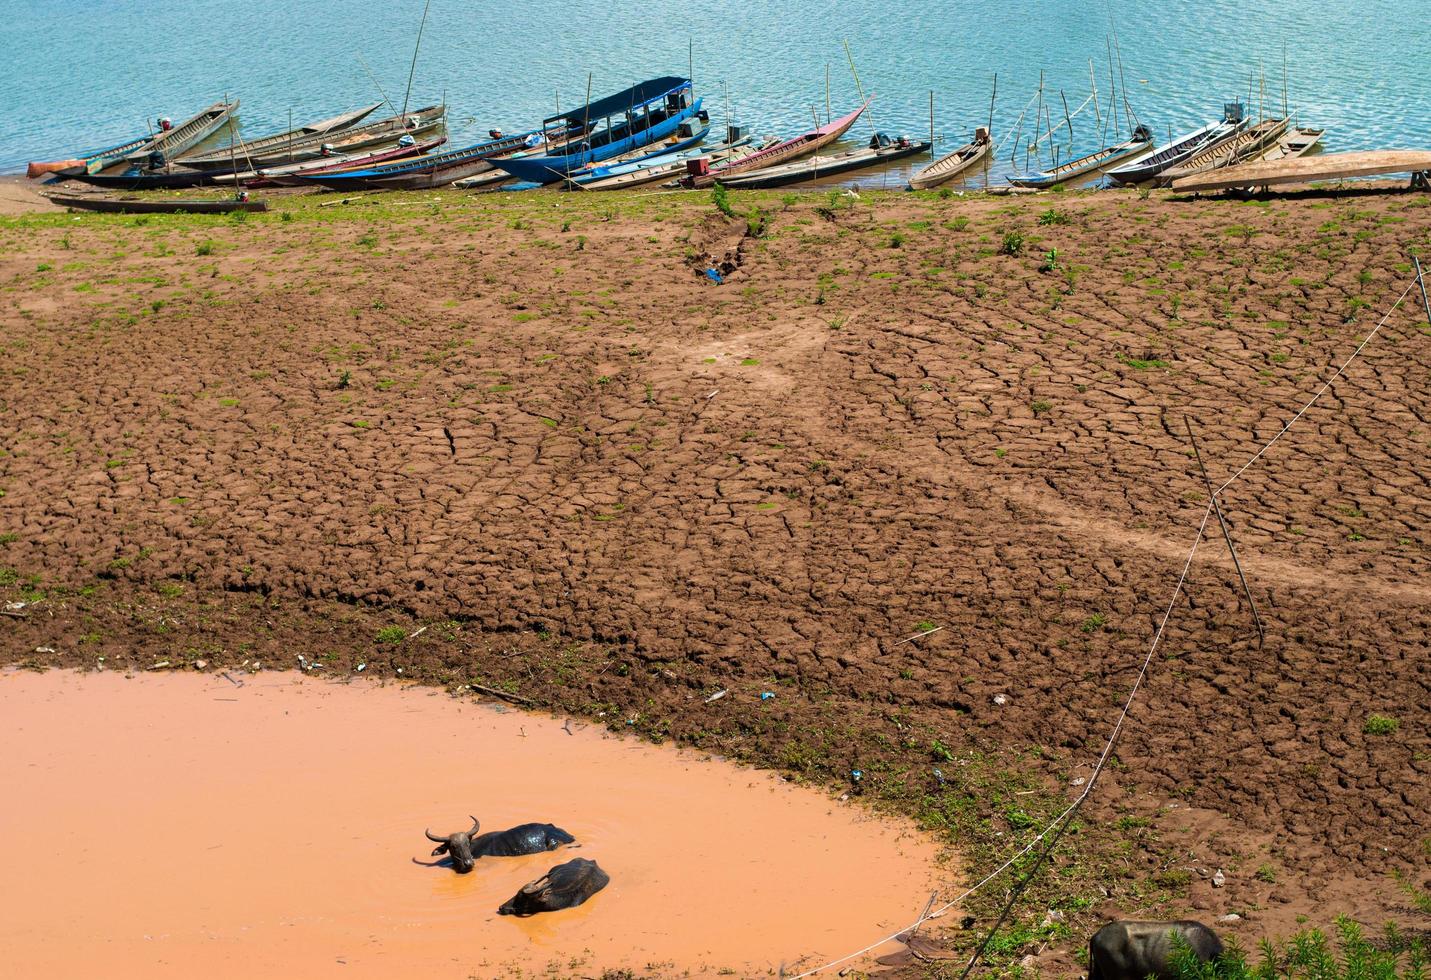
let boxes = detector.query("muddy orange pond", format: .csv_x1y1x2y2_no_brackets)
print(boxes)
0,669,948,978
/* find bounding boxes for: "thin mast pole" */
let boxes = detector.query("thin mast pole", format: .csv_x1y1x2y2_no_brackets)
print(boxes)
929,90,935,155
356,52,396,115
401,0,434,120
1107,37,1119,134
826,64,832,124
843,39,875,136
580,72,593,166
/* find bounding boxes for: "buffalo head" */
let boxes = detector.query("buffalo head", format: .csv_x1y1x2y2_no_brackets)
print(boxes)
425,815,481,873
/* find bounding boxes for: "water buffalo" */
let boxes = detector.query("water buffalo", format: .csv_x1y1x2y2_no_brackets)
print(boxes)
1088,920,1223,980
423,816,575,874
498,857,609,916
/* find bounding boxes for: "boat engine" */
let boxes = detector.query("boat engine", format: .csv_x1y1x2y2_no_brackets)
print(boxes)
868,132,893,149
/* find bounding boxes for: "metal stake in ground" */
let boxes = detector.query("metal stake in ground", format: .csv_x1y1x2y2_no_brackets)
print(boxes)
1184,415,1265,647
1414,256,1431,325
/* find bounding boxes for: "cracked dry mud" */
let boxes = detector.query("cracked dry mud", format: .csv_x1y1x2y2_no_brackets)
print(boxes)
1,186,1428,965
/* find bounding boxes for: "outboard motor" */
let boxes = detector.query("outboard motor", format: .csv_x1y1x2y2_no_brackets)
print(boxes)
1131,124,1153,142
398,134,416,147
146,150,165,170
726,123,747,143
975,126,991,144
488,129,504,140
868,132,893,150
319,143,335,158
158,117,173,132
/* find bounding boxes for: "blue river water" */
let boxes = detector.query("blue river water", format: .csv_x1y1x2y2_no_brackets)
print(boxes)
2,0,1426,182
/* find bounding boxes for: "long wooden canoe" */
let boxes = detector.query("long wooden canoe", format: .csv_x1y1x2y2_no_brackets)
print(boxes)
720,136,931,189
909,127,991,189
29,101,237,178
43,192,268,214
1006,126,1153,189
1256,128,1324,164
683,97,872,189
186,105,446,172
177,103,382,166
1106,106,1246,185
1171,149,1431,193
236,137,448,187
115,101,239,169
1157,117,1289,185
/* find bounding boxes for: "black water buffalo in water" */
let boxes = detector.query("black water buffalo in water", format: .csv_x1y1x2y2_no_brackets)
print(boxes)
423,816,575,874
498,857,609,916
1088,920,1224,980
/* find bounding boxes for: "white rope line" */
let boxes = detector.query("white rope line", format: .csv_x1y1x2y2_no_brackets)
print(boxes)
1216,279,1417,494
785,274,1422,979
991,89,1042,159
787,504,1214,980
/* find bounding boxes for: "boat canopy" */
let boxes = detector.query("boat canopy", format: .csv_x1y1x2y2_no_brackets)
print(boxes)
544,77,690,126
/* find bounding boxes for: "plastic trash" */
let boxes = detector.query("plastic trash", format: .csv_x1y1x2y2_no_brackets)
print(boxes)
759,691,775,701
704,267,723,285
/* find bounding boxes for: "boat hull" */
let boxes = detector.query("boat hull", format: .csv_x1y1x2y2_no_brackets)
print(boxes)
909,134,991,189
44,193,268,214
721,139,932,189
1006,135,1152,189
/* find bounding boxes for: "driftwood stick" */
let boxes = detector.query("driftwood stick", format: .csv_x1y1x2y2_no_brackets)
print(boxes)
1184,415,1265,646
469,682,535,706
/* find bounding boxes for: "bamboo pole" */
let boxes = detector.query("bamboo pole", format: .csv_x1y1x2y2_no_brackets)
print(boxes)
985,73,996,191
929,90,935,155
401,0,434,120
843,39,875,136
826,64,831,124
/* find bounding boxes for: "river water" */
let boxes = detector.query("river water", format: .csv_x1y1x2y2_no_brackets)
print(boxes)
0,668,943,977
1,1,1425,180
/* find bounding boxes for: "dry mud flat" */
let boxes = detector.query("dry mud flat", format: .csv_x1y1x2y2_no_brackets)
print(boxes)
1,185,1429,972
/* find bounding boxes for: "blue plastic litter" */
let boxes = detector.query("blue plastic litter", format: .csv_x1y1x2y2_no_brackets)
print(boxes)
704,267,723,285
851,769,864,782
759,691,775,701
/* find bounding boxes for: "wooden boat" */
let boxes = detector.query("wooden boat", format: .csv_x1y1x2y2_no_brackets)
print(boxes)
182,105,445,172
489,78,705,185
298,125,578,191
29,101,237,178
683,97,871,189
177,103,382,167
116,101,239,168
1256,127,1325,164
909,127,992,189
719,134,931,189
43,192,268,214
237,137,448,187
62,106,446,189
1006,125,1153,189
28,130,152,178
1170,149,1431,193
59,166,228,190
1106,103,1247,185
574,136,771,191
1157,117,1290,185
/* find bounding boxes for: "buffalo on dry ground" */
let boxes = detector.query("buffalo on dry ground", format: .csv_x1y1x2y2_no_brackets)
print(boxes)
1088,920,1224,980
423,816,575,873
498,857,609,916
